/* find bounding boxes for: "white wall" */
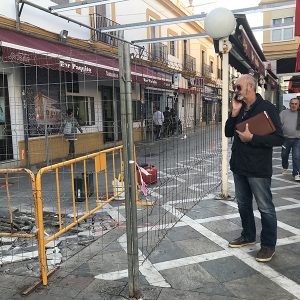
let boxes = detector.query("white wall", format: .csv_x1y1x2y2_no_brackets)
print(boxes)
0,62,24,161
2,0,91,39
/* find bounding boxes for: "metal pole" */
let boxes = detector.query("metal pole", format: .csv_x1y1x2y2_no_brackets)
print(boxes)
118,39,140,298
113,84,118,141
123,42,140,297
45,123,49,166
15,0,20,30
22,90,30,168
220,37,230,199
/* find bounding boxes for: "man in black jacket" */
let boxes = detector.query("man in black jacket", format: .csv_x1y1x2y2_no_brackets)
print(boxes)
225,74,283,262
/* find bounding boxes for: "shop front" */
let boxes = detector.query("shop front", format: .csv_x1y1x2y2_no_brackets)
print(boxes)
0,26,172,166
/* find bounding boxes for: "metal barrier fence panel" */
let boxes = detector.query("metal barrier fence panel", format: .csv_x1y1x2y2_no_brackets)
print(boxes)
35,146,127,285
0,168,42,280
135,121,222,262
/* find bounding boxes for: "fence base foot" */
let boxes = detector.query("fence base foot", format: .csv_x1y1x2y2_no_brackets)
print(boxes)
21,266,59,296
136,201,154,206
214,193,234,201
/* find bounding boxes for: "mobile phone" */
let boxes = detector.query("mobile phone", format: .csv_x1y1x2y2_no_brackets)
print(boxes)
234,93,243,101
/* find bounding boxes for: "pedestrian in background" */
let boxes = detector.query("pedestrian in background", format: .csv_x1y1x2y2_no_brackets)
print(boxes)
225,74,283,262
163,106,172,137
63,108,83,159
153,106,164,140
280,98,300,181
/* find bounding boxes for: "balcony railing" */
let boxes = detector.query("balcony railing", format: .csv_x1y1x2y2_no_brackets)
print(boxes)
183,54,196,73
202,63,212,79
217,68,222,79
90,13,121,47
149,43,167,63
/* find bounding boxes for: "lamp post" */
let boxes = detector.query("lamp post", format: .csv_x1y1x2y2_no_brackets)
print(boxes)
204,7,236,199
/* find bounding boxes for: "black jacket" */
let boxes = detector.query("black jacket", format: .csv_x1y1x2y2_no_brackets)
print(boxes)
225,94,284,178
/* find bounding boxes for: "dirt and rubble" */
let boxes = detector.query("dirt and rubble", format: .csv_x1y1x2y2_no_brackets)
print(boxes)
0,208,119,277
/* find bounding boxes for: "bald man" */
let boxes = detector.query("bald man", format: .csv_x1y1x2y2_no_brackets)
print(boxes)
225,74,283,262
280,98,300,181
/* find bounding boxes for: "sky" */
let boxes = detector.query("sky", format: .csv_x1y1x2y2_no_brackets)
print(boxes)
183,0,263,47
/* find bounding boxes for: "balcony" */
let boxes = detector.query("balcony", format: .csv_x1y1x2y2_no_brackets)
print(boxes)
149,43,168,64
183,54,196,73
90,13,121,47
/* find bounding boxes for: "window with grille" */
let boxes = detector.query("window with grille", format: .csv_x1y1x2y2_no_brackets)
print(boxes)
170,40,176,56
210,61,214,73
271,17,294,42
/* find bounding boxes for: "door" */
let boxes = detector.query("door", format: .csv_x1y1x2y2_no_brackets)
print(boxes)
102,87,121,143
0,74,13,161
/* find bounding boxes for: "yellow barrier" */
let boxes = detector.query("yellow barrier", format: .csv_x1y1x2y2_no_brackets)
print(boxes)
0,168,43,278
0,168,38,239
36,146,127,285
1,145,152,287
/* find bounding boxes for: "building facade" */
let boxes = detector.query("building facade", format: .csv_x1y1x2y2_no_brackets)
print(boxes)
260,0,299,106
0,0,221,166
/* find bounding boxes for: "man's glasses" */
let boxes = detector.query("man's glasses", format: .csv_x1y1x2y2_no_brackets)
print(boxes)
233,84,242,91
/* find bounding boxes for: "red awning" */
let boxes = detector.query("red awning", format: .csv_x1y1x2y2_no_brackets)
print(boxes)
240,26,265,76
0,27,171,89
295,0,300,36
296,44,300,71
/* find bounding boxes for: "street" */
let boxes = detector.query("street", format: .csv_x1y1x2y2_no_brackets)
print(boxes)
0,126,300,299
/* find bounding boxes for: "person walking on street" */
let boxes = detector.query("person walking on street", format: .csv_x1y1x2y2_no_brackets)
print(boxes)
63,108,83,159
280,98,300,181
153,106,164,140
225,74,283,262
163,107,172,137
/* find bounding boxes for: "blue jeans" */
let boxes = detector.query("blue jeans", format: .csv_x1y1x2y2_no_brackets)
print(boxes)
281,138,300,176
233,173,277,248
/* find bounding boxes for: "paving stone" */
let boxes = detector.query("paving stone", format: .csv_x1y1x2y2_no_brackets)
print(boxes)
175,237,223,256
206,204,238,216
72,250,128,277
201,220,242,234
157,287,211,300
81,278,127,296
264,246,300,271
277,265,300,285
165,226,203,242
77,292,128,300
200,256,258,283
223,274,295,300
186,207,218,219
160,264,217,290
193,282,236,298
146,238,188,264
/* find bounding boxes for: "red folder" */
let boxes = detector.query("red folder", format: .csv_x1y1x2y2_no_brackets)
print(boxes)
236,111,276,136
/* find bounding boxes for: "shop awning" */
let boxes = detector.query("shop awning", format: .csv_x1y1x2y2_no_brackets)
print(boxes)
296,44,300,72
295,0,300,36
239,26,265,76
0,27,171,89
266,69,278,89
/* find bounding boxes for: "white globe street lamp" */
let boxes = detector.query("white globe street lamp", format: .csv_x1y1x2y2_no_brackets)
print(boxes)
204,8,236,199
204,7,236,39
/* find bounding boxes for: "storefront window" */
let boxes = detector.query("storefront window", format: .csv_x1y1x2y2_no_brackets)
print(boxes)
66,96,95,126
24,67,65,137
132,100,141,121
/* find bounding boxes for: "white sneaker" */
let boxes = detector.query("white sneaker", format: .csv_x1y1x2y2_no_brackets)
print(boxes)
282,169,288,175
295,175,300,181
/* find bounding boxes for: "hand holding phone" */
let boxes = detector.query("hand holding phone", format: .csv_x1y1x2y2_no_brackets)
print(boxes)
231,95,243,117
